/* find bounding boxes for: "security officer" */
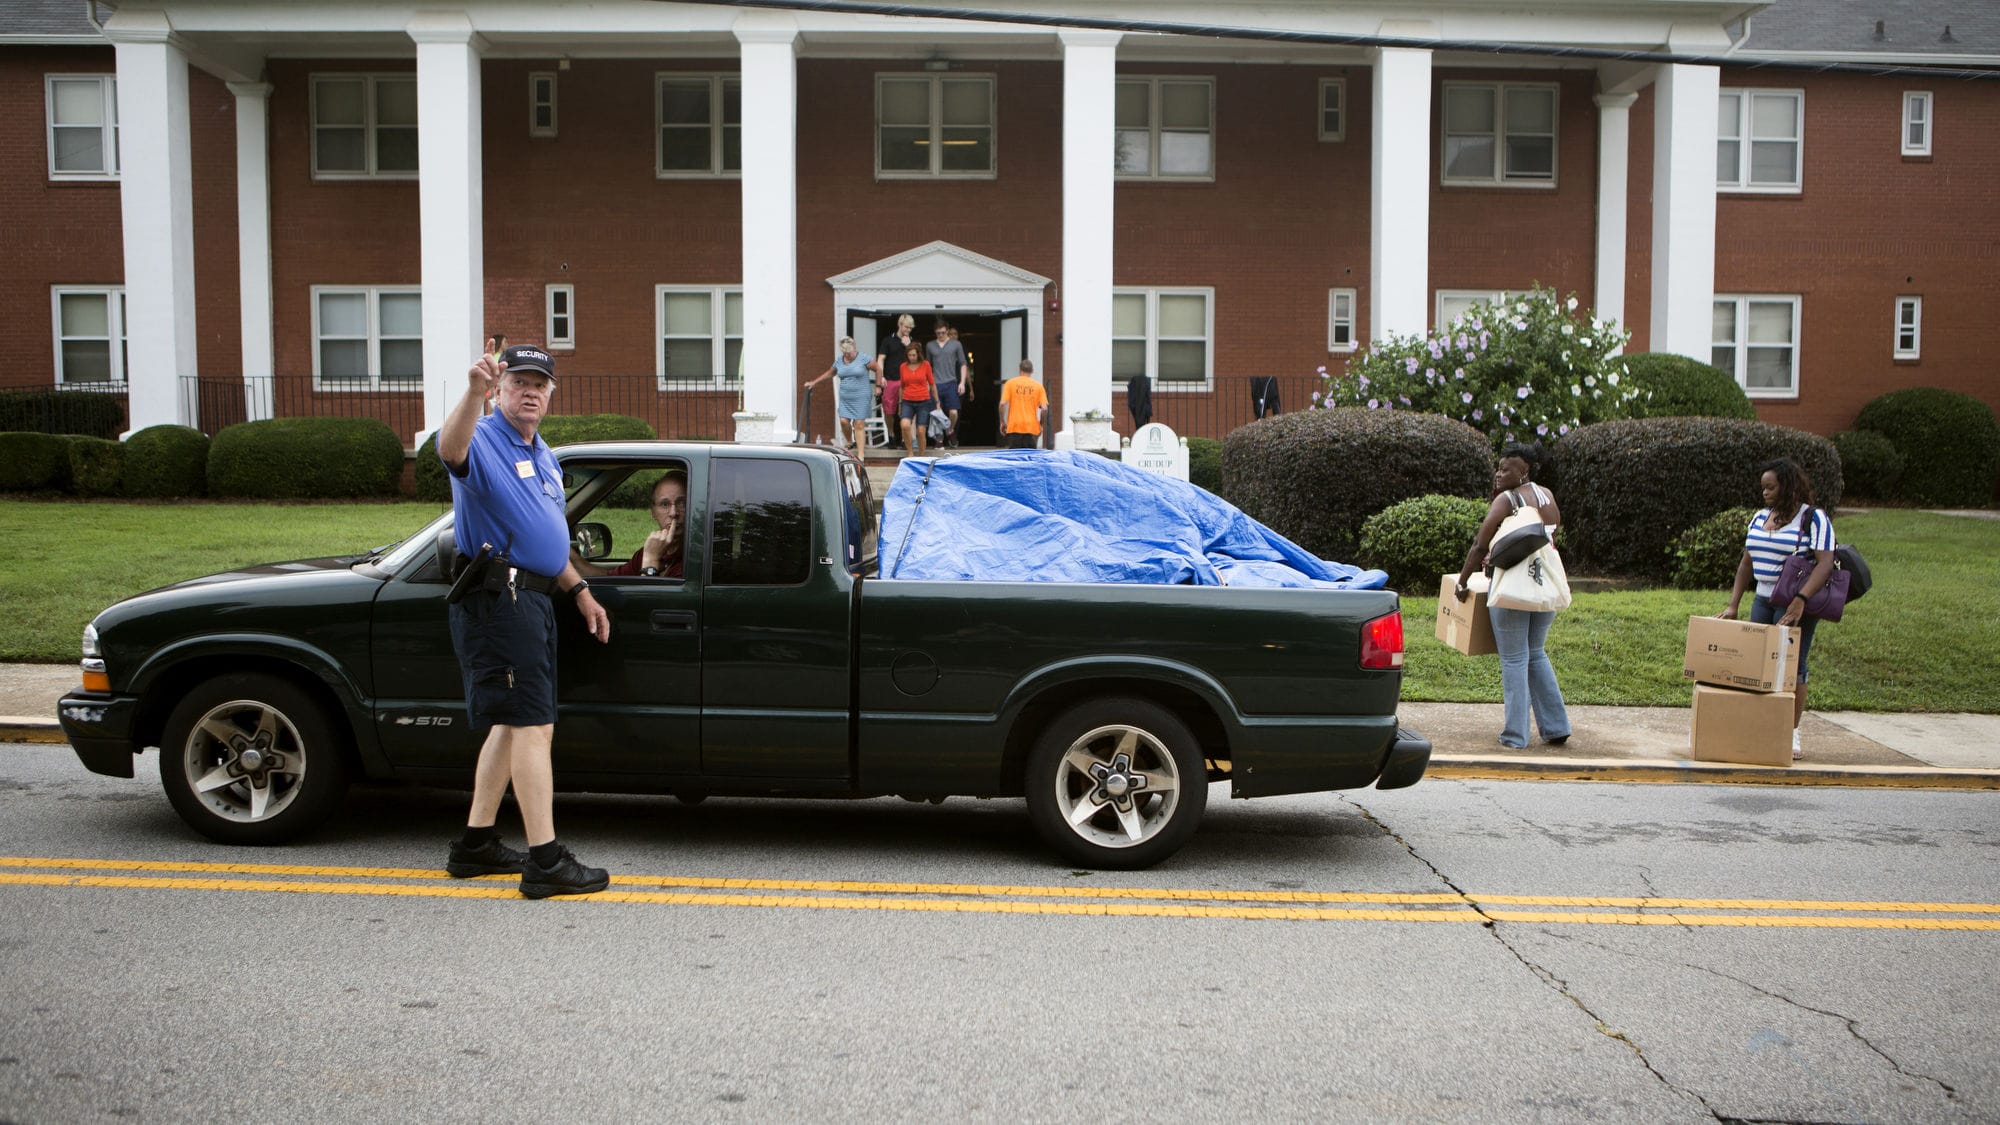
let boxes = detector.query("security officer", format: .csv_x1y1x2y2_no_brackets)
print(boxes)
438,339,613,898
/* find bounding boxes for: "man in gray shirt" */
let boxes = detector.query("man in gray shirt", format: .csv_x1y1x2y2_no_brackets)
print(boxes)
926,321,970,448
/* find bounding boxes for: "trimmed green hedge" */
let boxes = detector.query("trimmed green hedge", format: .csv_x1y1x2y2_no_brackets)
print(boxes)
1358,494,1490,594
1669,506,1757,590
1852,387,2000,506
415,412,656,503
0,390,124,438
1622,353,1756,421
0,432,73,491
65,436,124,497
1832,429,1905,501
1556,418,1841,578
123,425,209,498
1223,409,1491,561
209,417,404,499
1187,437,1222,494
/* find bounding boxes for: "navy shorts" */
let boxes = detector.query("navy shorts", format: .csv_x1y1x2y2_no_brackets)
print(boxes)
449,588,558,730
935,379,961,413
899,399,934,428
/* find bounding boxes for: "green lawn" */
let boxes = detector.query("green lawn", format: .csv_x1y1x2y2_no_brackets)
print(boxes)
3,501,1994,713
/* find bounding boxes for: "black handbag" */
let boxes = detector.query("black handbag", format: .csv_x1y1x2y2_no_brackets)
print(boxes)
1486,488,1551,569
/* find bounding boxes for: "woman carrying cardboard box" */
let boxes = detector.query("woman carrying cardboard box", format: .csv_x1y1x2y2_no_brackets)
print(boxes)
1717,458,1838,760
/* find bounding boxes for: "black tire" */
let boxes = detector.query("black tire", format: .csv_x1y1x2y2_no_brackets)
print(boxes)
159,673,351,844
1024,697,1207,870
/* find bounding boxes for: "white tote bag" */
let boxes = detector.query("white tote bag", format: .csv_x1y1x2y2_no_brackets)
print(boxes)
1488,541,1572,613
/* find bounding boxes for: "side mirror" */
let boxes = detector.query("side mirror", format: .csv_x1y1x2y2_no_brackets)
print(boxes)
572,522,612,561
434,522,460,581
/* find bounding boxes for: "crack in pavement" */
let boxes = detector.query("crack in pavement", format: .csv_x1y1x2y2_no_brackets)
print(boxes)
1474,786,1577,850
1547,933,1960,1110
1635,866,1697,934
1340,795,1724,1121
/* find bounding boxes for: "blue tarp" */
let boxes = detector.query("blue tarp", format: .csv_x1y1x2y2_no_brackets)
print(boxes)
878,450,1389,589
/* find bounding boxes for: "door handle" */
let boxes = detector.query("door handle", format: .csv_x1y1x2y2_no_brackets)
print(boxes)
651,610,697,632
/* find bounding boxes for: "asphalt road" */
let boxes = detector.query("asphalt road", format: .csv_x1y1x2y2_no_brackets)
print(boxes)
2,742,1996,1124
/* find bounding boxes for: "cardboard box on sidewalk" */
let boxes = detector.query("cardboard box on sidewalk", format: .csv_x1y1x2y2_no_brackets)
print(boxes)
1690,683,1795,766
1435,574,1496,656
1683,616,1799,693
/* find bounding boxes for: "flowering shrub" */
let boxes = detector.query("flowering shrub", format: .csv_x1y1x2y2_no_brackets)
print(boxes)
1315,286,1644,447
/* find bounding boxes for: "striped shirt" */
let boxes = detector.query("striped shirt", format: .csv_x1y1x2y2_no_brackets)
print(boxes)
1746,506,1834,598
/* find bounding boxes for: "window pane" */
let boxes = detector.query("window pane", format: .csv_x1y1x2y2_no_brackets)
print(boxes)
1749,141,1794,183
878,79,929,125
709,459,811,586
379,293,422,337
1505,89,1554,133
52,127,104,172
661,81,712,125
1113,129,1151,175
1160,82,1209,128
1158,341,1206,381
534,105,554,130
941,79,990,126
319,339,368,379
379,340,423,379
723,339,743,380
376,126,418,172
1160,132,1211,175
1716,93,1741,137
1445,87,1494,133
723,293,743,336
663,293,712,336
663,344,711,379
1907,120,1926,148
1158,294,1206,336
722,125,741,171
661,129,712,171
317,128,366,172
51,79,103,125
1505,136,1554,178
1115,81,1148,127
376,78,417,126
319,293,368,337
1111,340,1146,379
59,293,109,336
879,126,930,171
1750,94,1797,138
1112,295,1146,336
1716,141,1740,184
1710,346,1735,373
314,80,365,126
61,340,112,382
721,80,741,125
1444,136,1495,179
552,289,570,316
1747,302,1793,344
1745,347,1792,389
940,127,990,172
1439,296,1481,325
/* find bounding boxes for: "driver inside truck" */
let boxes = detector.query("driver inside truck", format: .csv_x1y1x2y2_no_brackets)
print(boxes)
574,469,688,578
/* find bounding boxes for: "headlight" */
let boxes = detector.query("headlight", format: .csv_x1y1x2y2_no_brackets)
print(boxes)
82,623,100,659
81,623,109,692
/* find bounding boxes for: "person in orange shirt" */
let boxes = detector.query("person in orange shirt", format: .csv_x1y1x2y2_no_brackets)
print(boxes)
999,359,1048,449
897,342,936,456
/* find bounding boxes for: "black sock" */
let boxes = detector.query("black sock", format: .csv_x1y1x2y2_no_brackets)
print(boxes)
529,840,563,867
460,824,498,848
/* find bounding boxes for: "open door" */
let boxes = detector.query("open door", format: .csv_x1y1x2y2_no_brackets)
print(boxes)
997,308,1033,446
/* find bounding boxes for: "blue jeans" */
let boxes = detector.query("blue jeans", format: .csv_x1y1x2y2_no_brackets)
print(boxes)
1488,606,1571,748
1747,595,1817,684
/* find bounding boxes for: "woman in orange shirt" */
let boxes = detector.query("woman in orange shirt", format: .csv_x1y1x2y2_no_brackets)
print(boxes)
897,342,936,456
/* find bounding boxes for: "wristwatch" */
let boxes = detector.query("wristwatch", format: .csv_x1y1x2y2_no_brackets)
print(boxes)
568,579,590,598
641,566,660,577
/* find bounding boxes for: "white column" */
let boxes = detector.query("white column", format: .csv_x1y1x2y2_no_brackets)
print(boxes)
1650,63,1719,360
735,14,800,441
410,13,484,446
1059,29,1120,446
229,81,275,421
1592,92,1637,333
1370,47,1432,341
111,22,199,433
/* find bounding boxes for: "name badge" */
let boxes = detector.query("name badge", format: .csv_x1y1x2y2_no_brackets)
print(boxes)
515,460,535,479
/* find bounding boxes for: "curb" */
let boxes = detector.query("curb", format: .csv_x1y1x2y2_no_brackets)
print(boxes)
0,718,66,745
1428,753,2000,791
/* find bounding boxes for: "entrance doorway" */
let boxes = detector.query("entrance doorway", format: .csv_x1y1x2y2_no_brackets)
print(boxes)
845,308,1028,448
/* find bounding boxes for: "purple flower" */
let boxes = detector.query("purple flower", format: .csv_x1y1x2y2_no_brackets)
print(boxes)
1558,424,1569,435
1536,423,1549,436
1367,398,1380,409
1471,408,1484,421
1358,374,1371,389
1399,395,1411,406
1316,365,1327,375
1404,357,1420,375
1454,367,1465,380
1461,391,1474,404
1516,386,1531,399
1428,340,1444,359
1479,331,1491,348
1425,368,1436,382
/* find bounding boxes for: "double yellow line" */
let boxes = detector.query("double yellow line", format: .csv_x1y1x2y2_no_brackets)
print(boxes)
3,856,1998,929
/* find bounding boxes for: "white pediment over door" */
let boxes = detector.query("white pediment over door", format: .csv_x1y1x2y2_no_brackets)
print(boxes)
826,240,1052,293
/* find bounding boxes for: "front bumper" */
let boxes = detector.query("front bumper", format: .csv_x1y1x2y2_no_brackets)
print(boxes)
1375,727,1432,790
56,693,143,778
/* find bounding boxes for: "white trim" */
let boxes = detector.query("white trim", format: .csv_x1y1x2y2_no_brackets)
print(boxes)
1327,287,1357,351
546,283,575,350
655,72,740,179
1893,295,1921,360
1901,90,1931,156
45,74,119,181
1712,293,1801,398
309,285,424,388
1439,81,1558,188
656,284,743,388
1317,77,1345,142
874,72,997,180
1112,286,1215,389
310,73,418,181
1115,75,1215,182
529,71,557,137
1716,87,1803,193
50,286,128,384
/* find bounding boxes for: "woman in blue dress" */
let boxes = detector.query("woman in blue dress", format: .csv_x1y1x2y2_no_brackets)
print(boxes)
804,336,877,459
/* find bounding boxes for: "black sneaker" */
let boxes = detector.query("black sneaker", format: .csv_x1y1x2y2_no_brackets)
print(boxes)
519,846,610,899
445,836,529,878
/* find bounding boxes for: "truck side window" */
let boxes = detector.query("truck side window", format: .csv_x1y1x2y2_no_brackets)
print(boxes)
709,458,812,586
839,457,878,571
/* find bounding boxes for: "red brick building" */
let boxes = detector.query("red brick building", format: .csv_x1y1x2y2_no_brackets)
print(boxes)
2,0,1994,449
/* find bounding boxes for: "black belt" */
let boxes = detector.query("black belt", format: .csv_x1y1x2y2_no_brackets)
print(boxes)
455,554,560,596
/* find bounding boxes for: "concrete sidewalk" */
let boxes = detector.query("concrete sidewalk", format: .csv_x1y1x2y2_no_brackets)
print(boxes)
6,662,1997,789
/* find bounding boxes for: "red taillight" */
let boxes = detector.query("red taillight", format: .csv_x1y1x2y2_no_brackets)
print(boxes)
1360,611,1405,670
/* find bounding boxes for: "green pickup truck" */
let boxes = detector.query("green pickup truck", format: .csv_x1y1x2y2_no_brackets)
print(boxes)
58,442,1429,869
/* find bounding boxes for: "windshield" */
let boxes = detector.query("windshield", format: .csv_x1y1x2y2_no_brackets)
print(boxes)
372,508,455,575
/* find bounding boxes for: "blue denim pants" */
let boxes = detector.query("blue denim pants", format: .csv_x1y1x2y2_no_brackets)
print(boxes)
1488,606,1571,749
1747,595,1817,684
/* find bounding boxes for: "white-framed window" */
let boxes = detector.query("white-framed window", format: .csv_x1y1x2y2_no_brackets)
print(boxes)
546,284,575,350
1717,88,1802,192
529,72,557,137
1327,288,1357,351
46,75,119,180
1901,91,1931,156
1436,289,1510,327
1893,296,1921,360
311,287,423,387
1112,288,1214,386
1318,78,1345,142
1115,77,1214,181
657,285,743,386
657,74,740,177
1712,294,1800,397
50,287,127,383
311,75,418,179
875,74,996,178
1440,83,1557,186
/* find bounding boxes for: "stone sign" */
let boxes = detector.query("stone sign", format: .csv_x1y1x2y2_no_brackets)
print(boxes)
1120,422,1189,480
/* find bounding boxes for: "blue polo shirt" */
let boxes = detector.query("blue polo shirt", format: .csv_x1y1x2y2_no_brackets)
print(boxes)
448,411,569,579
